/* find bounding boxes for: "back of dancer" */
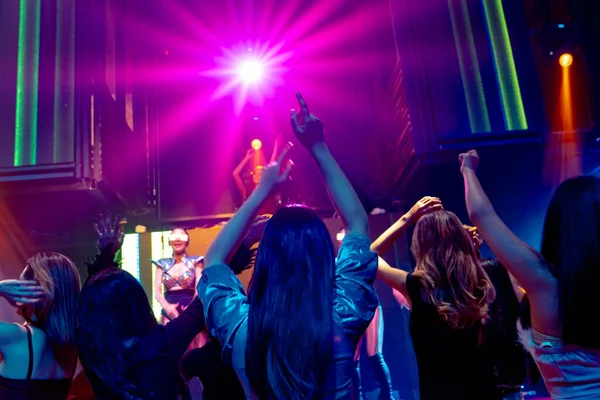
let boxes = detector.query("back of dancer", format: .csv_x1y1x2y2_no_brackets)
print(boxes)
406,273,498,399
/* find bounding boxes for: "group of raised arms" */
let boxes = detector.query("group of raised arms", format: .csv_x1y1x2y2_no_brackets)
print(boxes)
1,92,599,400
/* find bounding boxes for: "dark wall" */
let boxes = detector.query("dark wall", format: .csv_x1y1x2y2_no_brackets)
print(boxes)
0,1,19,167
403,142,600,257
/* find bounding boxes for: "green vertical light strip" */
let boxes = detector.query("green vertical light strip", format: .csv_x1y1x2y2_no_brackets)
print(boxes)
151,232,173,320
14,0,41,166
448,0,491,133
53,0,76,163
122,234,141,280
482,0,528,131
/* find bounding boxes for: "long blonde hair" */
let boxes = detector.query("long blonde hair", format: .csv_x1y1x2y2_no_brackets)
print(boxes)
411,211,495,329
20,252,81,350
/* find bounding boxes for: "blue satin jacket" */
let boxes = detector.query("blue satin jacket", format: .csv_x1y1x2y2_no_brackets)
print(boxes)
197,235,378,399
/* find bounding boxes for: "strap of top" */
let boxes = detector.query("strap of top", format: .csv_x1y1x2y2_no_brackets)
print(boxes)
405,273,422,306
24,325,33,380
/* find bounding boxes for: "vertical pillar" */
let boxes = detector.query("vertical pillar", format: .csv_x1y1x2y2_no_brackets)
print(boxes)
14,0,41,166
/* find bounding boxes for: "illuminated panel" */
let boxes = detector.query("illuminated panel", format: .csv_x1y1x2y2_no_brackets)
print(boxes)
53,0,75,163
482,0,528,131
150,231,173,320
448,0,490,133
14,0,41,166
121,233,140,280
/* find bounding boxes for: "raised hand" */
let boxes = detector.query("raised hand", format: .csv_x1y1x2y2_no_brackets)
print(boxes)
290,92,324,148
464,225,483,253
0,279,45,306
405,196,443,225
93,212,125,253
257,143,293,193
459,150,480,173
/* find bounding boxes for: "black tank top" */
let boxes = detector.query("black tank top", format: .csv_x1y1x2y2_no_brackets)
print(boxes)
406,274,500,400
0,325,74,400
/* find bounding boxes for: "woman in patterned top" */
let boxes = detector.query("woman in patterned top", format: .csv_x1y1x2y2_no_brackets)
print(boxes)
152,228,207,348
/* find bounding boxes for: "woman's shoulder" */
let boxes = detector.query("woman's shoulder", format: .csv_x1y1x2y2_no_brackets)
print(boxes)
184,255,204,266
0,321,27,347
151,258,174,270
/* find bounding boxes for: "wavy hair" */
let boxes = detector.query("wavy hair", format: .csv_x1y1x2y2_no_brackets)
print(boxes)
411,210,496,329
246,206,335,399
76,267,158,400
20,252,81,354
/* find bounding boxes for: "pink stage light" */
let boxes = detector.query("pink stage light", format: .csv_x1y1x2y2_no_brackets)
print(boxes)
251,139,263,150
237,60,264,84
205,41,293,113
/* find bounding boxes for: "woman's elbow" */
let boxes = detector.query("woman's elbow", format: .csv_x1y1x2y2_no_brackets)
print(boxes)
347,214,369,237
467,206,490,226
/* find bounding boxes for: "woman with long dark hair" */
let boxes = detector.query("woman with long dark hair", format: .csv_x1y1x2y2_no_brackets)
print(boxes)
374,204,498,399
0,252,80,400
77,215,243,400
197,93,379,399
461,150,600,398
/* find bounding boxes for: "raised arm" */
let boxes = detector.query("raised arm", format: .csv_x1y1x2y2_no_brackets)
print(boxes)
460,150,555,295
204,149,292,267
370,197,441,298
269,134,283,163
84,213,124,287
233,150,254,201
371,196,442,254
291,92,367,236
376,257,410,302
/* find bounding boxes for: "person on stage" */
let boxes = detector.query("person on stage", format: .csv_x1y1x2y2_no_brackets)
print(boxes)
152,228,208,349
233,135,287,214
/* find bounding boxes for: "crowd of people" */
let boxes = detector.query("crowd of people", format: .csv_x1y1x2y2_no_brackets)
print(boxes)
0,92,599,399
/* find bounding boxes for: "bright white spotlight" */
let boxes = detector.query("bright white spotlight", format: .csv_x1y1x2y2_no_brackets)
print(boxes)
237,60,263,83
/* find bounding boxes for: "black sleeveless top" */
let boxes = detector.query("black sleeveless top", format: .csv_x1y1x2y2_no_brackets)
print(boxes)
0,325,73,400
406,274,499,400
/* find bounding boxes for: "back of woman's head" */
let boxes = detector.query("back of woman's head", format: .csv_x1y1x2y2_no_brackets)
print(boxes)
77,268,157,399
541,175,600,347
20,252,81,350
246,205,335,399
411,210,496,328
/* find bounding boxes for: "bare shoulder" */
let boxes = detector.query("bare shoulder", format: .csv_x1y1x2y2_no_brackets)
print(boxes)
0,322,26,348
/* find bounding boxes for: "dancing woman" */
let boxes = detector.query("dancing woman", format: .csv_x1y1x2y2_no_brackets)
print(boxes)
197,93,379,399
152,229,203,324
373,196,501,399
0,253,80,400
460,150,600,398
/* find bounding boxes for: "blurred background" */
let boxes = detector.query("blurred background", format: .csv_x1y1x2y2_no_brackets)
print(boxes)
1,0,599,397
